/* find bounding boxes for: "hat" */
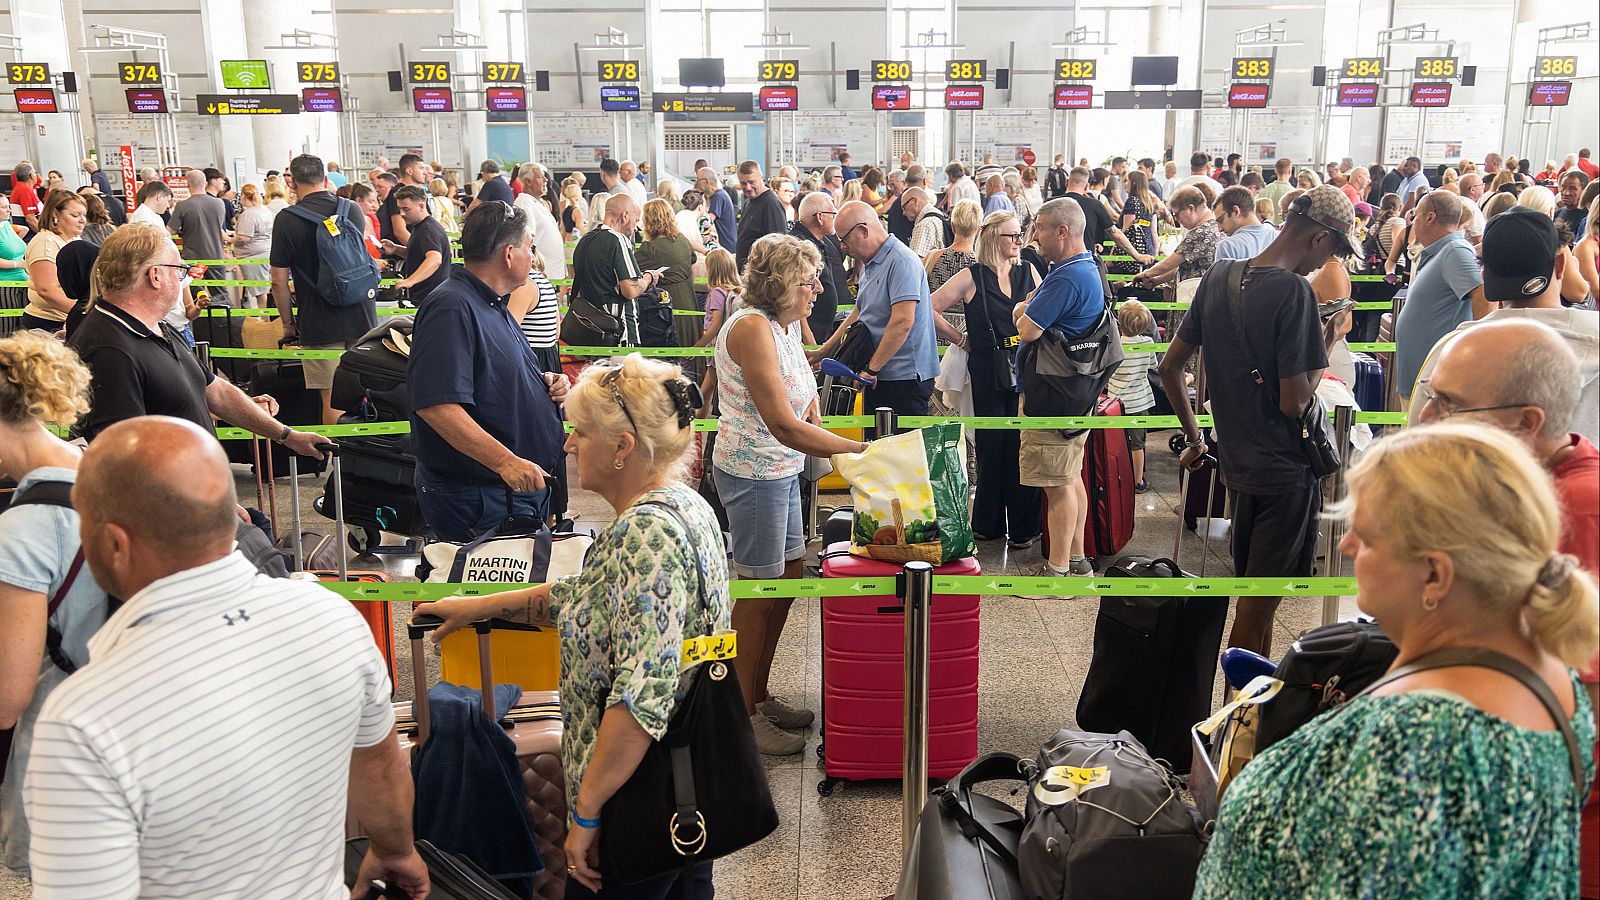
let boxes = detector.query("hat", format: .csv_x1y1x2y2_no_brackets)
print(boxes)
1481,206,1559,301
1290,185,1363,256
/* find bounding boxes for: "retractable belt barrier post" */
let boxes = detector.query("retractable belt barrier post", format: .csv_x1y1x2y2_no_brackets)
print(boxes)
900,560,934,853
1321,404,1357,626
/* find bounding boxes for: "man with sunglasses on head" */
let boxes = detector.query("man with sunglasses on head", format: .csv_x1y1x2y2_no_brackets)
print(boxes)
69,224,327,459
809,201,939,425
408,201,571,542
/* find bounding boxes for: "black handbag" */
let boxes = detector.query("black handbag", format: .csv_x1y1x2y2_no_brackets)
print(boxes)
1218,259,1341,480
968,263,1020,393
599,501,778,885
558,286,623,347
896,753,1029,900
832,319,877,373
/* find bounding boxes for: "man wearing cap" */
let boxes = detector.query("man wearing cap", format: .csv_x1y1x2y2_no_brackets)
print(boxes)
1392,191,1490,399
1157,184,1362,657
1407,206,1598,440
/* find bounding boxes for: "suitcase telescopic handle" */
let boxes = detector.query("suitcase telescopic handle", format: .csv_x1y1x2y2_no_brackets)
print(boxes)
405,614,499,746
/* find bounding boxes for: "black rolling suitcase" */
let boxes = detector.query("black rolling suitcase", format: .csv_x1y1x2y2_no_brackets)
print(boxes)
344,837,520,899
224,359,329,476
1075,464,1227,773
192,304,251,385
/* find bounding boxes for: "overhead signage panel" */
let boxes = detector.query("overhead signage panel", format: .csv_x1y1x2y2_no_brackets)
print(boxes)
300,87,343,112
1410,82,1452,107
1054,84,1093,109
758,85,798,111
1336,83,1378,107
872,85,911,110
197,93,297,115
944,85,984,109
652,91,752,114
600,85,640,111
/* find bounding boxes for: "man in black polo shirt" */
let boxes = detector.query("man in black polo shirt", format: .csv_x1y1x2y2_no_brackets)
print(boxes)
409,202,570,541
69,223,326,456
381,184,450,305
270,154,379,425
571,194,662,346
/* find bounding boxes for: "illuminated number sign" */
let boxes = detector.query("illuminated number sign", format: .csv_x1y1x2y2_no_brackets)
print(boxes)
945,59,986,82
482,61,523,84
297,61,340,84
1231,57,1273,80
119,61,162,84
1054,59,1097,81
409,61,452,84
5,63,49,85
1342,57,1382,79
757,59,799,82
872,60,912,82
598,60,640,82
1415,56,1458,80
1534,55,1577,78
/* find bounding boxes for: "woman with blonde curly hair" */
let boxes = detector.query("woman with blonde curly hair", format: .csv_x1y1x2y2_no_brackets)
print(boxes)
0,332,109,877
1199,422,1597,898
714,233,868,754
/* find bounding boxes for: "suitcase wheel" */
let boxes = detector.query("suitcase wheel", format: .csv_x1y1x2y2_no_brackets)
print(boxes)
1169,433,1190,455
817,778,838,797
348,525,382,554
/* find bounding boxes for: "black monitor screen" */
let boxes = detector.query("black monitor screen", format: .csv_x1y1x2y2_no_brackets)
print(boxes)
1130,56,1179,86
678,58,725,87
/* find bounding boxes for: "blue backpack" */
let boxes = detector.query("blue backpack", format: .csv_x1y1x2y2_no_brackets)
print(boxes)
285,197,380,308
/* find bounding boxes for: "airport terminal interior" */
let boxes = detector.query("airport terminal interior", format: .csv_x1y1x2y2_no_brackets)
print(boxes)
0,0,1597,897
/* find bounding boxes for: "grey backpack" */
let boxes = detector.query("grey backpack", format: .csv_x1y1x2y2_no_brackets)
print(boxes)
1019,729,1207,900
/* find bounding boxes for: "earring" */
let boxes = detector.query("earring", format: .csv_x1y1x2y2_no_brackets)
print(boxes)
1421,593,1439,612
614,458,625,470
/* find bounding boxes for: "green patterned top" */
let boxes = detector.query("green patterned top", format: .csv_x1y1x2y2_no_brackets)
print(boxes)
1196,671,1595,899
549,484,731,806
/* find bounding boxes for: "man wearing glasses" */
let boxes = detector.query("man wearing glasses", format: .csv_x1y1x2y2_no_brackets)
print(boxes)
68,224,327,459
1406,206,1598,441
787,190,848,342
810,201,939,424
408,201,570,542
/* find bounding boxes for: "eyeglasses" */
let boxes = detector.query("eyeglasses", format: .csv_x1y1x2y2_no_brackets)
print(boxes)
148,263,193,278
1416,379,1533,419
997,232,1025,243
799,271,823,290
840,222,868,244
600,364,639,434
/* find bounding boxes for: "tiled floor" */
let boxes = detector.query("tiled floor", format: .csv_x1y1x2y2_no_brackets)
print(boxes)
0,436,1346,899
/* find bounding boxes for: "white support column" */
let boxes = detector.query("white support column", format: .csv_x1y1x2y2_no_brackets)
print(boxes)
9,0,81,176
199,0,259,177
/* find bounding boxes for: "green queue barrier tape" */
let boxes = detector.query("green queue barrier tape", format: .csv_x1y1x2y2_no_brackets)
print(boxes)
316,575,1357,603
205,410,1402,444
208,347,346,359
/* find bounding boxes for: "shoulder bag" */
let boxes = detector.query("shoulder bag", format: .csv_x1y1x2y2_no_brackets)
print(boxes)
600,500,779,885
558,283,623,348
966,263,1019,393
1218,259,1341,479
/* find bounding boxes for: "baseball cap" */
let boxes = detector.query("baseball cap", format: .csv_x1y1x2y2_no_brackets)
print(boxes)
1289,185,1363,256
1481,206,1559,301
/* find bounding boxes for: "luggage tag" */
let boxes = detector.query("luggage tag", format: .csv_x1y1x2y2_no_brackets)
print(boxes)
682,629,737,666
322,216,341,237
1032,764,1110,805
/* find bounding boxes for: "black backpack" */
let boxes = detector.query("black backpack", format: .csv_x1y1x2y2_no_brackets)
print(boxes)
1044,166,1068,199
924,208,955,247
636,287,679,348
1253,619,1399,752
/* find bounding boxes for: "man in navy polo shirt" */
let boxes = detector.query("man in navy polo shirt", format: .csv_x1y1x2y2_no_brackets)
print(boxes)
408,202,571,541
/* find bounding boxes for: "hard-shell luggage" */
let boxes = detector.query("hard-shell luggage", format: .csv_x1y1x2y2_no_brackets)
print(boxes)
403,616,569,900
819,543,980,787
1080,395,1134,558
193,304,249,384
344,837,520,899
896,753,1029,900
287,448,398,688
1351,351,1385,422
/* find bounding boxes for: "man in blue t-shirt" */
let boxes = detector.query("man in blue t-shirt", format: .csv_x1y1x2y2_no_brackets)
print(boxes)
697,166,737,251
1014,198,1105,577
812,201,939,425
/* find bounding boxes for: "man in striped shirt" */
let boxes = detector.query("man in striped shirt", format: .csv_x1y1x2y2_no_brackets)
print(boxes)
23,416,425,898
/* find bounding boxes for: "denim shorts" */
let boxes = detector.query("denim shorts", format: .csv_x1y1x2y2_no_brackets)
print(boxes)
712,467,805,579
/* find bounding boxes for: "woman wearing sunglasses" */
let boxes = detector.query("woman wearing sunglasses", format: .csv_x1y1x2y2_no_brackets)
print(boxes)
930,210,1044,549
416,356,730,898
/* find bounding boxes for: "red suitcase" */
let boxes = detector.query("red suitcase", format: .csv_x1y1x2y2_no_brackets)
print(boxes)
1041,395,1136,561
819,544,980,788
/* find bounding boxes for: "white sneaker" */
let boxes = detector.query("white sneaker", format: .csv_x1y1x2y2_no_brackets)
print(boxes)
751,713,806,756
758,695,815,730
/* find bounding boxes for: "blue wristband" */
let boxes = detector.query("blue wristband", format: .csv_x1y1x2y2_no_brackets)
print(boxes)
573,811,601,829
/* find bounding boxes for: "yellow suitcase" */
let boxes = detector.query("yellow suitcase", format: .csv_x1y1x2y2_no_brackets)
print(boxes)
438,622,561,692
819,390,865,491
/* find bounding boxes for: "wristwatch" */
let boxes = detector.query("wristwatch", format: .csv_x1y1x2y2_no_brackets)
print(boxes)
1183,433,1204,448
861,366,879,377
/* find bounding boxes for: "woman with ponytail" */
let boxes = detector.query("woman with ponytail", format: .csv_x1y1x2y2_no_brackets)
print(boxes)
1198,422,1598,899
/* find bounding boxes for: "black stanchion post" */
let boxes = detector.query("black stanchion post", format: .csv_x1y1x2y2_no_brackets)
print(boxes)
875,405,897,439
899,559,933,853
1321,404,1356,625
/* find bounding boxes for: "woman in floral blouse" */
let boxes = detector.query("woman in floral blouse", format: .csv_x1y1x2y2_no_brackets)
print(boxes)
417,355,730,899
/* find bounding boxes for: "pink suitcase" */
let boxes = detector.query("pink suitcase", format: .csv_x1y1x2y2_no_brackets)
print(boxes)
819,543,980,791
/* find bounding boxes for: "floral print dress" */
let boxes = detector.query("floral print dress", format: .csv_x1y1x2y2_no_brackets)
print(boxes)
547,484,731,806
1196,672,1595,899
